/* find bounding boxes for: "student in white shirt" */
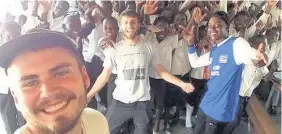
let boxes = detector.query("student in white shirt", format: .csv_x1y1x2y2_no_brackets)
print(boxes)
145,16,179,133
87,10,194,134
170,12,194,131
230,3,272,39
226,34,269,133
48,0,70,32
265,27,281,66
85,1,113,63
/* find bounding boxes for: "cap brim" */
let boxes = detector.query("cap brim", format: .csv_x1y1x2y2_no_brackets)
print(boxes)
0,30,78,69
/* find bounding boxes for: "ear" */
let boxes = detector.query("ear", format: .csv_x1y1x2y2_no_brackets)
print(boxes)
81,66,90,90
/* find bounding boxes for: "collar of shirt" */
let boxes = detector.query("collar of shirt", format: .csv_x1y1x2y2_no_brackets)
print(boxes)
216,36,232,47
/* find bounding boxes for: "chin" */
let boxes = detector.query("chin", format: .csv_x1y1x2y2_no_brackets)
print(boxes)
46,113,81,134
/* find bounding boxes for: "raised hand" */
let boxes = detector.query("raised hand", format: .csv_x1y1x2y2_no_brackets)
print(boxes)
38,0,52,13
267,0,278,7
98,36,115,50
255,43,268,66
146,25,163,33
192,7,207,24
168,24,179,36
144,0,158,15
181,25,195,46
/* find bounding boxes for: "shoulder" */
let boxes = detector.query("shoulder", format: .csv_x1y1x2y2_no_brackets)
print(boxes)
82,108,109,134
13,126,32,134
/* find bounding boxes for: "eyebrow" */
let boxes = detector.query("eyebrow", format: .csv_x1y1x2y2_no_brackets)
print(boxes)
49,63,72,73
20,75,39,82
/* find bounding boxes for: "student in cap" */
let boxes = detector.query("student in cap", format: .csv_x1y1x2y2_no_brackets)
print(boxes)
0,29,109,134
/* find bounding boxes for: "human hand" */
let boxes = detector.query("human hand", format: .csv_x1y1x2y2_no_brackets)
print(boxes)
254,44,268,66
192,7,207,24
181,25,195,46
98,36,115,50
180,82,195,93
144,0,158,15
147,25,163,33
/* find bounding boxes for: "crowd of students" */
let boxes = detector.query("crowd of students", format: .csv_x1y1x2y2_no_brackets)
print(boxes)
0,0,281,134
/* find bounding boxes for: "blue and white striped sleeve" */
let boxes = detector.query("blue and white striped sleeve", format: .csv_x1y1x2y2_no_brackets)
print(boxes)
188,45,211,68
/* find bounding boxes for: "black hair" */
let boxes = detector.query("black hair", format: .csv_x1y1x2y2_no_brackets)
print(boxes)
100,1,113,9
227,3,235,11
103,17,119,30
173,12,188,22
248,34,266,48
266,27,280,35
234,10,251,20
210,11,230,27
120,9,141,23
57,0,70,11
153,16,170,25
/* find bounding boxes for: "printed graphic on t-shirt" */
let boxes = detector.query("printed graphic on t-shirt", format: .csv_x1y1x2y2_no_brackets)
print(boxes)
123,68,146,80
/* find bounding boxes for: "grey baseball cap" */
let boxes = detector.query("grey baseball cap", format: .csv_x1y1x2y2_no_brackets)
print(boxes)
0,29,80,69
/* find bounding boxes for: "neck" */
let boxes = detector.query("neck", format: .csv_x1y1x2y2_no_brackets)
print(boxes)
124,35,140,46
213,36,228,45
24,119,83,134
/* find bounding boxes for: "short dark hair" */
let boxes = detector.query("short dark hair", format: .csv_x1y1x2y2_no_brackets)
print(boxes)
234,11,251,20
173,12,188,22
103,17,119,30
120,9,141,23
153,16,170,25
210,11,230,27
248,34,266,48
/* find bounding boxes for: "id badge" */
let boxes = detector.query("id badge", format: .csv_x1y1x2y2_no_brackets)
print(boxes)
219,54,228,63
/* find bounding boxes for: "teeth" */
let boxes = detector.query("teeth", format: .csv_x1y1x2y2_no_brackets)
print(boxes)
44,101,68,113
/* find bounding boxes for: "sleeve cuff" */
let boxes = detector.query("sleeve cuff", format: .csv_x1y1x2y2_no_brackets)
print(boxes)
188,45,196,54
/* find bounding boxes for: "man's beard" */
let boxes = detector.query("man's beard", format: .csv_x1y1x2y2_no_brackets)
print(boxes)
122,30,138,40
22,86,87,134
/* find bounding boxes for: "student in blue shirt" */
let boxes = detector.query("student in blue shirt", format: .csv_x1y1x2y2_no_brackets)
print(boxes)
182,11,267,134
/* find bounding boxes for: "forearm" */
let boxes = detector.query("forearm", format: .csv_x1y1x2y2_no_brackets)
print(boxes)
159,70,185,88
188,45,211,68
87,74,110,98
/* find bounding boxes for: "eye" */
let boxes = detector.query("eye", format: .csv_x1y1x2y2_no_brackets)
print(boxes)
54,70,70,78
22,80,39,88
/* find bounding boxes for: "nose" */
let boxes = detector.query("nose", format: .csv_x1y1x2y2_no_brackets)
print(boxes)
40,80,56,98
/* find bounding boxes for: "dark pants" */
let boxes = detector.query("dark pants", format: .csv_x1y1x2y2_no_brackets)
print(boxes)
149,78,167,132
106,99,151,134
224,96,250,133
189,78,207,115
194,109,231,134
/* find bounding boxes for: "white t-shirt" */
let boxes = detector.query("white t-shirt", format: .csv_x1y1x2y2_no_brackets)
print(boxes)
103,37,161,103
14,108,109,134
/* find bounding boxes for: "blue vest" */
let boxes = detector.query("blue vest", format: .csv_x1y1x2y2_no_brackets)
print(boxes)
200,37,244,122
